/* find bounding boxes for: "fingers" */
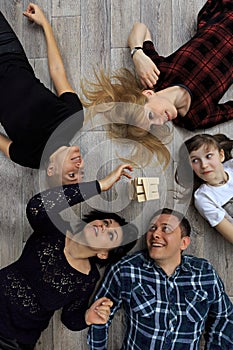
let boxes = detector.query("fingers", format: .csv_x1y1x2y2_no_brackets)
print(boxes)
117,164,133,180
95,297,113,307
94,298,113,323
142,71,160,88
87,297,113,324
121,171,132,179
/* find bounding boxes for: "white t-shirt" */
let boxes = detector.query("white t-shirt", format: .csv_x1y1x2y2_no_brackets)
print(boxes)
194,159,233,227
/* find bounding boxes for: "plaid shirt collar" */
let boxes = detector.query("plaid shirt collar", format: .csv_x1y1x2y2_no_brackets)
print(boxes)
142,250,195,275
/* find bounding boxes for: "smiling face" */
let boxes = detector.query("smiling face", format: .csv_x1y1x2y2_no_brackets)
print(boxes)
82,219,123,251
146,214,190,274
140,90,178,130
47,145,84,185
189,144,225,184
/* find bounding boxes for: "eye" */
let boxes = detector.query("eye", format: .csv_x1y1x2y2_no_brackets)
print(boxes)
206,153,212,159
162,225,172,233
108,231,114,241
148,112,154,120
68,173,75,178
103,220,109,227
191,158,198,164
148,224,156,232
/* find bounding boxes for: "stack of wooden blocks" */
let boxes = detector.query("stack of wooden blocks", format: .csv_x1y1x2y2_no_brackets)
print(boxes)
129,177,159,202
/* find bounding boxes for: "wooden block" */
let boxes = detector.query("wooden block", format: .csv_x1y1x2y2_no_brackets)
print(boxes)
129,177,160,202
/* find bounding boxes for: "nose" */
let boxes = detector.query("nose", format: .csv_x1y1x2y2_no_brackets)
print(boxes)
71,145,80,152
95,221,106,231
74,160,82,168
200,159,208,168
152,228,162,239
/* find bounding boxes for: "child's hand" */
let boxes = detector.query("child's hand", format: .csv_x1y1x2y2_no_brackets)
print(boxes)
23,3,48,27
85,297,113,325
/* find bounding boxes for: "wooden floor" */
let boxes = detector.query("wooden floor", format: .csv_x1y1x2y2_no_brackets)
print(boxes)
0,1,232,349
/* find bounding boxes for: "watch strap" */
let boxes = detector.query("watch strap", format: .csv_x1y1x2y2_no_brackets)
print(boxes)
131,46,143,57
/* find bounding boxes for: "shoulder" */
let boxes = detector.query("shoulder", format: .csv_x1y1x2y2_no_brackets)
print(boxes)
194,185,212,208
224,159,233,171
183,255,216,274
111,250,146,270
59,92,83,109
194,184,209,198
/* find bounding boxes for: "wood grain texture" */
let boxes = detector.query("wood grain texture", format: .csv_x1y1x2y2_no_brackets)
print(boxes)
0,1,232,349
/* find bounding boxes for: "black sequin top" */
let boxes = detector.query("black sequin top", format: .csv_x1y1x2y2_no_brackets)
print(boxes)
0,181,101,346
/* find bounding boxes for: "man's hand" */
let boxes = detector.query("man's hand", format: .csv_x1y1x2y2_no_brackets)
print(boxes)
85,297,113,325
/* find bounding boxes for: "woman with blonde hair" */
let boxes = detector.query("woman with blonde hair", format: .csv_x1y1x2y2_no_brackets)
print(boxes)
82,0,233,167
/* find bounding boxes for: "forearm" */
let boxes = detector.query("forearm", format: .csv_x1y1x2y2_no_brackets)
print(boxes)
26,181,101,224
41,20,66,78
215,218,233,244
128,22,151,49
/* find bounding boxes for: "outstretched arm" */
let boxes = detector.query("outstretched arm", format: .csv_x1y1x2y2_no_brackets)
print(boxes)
128,22,160,88
0,133,12,158
27,163,133,232
23,3,75,96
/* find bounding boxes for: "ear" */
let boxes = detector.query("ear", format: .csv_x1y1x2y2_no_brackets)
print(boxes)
219,149,225,163
47,162,56,177
142,89,155,98
97,251,109,260
180,236,190,252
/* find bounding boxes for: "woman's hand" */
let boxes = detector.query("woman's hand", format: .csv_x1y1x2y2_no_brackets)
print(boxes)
23,3,48,27
133,50,160,88
85,297,113,325
99,164,133,191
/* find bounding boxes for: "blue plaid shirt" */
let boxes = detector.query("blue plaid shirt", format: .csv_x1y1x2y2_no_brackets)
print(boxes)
88,251,233,350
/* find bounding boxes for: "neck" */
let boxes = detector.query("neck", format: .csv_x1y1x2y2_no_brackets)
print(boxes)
159,86,191,116
156,257,181,277
208,171,228,186
64,236,92,274
65,234,95,259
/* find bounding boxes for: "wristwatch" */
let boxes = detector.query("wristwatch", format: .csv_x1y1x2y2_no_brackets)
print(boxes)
130,47,143,58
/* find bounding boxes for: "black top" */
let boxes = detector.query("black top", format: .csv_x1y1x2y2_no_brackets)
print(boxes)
0,181,101,346
0,53,83,168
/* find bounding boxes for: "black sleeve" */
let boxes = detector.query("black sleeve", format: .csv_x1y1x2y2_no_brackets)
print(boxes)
61,298,90,331
26,181,101,232
143,40,165,66
59,92,83,112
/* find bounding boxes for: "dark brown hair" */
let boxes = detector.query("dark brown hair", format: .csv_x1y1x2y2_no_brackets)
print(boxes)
175,133,233,191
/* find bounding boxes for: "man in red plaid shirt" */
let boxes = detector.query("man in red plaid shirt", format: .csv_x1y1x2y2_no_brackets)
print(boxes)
129,0,233,131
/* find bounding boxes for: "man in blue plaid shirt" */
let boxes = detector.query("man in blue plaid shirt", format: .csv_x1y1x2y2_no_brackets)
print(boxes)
87,208,233,349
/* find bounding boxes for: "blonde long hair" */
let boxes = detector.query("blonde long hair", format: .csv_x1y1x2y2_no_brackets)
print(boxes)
81,68,172,168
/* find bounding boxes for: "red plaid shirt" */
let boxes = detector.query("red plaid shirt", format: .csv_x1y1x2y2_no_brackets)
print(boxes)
143,0,233,130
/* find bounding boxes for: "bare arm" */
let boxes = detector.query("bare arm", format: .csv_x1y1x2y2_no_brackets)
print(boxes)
0,133,12,158
98,164,133,191
23,3,75,96
215,218,233,244
128,22,152,49
128,22,160,88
